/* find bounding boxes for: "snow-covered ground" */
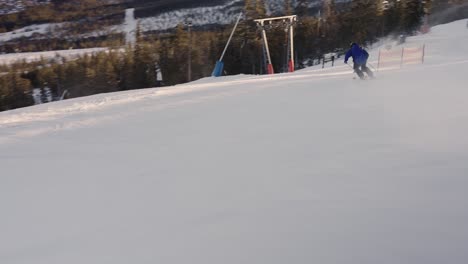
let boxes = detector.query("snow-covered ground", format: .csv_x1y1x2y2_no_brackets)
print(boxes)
0,47,109,65
0,0,51,15
138,1,243,32
1,19,468,264
0,0,326,41
137,0,329,32
0,1,244,42
0,23,64,43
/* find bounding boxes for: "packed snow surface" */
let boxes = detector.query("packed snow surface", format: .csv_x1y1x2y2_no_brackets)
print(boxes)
0,47,108,65
1,19,468,264
0,23,63,43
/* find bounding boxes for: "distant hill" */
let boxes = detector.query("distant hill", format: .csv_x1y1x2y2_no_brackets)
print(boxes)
0,0,51,15
1,0,467,54
0,0,326,52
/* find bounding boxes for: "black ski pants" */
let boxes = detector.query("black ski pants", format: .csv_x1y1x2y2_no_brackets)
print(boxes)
354,62,374,79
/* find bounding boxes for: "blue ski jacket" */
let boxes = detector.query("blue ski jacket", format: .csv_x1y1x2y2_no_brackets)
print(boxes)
344,43,369,65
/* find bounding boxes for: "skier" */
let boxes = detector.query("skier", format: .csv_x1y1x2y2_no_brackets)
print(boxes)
344,43,374,79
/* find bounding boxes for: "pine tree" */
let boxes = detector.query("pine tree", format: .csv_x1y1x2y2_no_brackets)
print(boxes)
381,0,402,34
119,47,135,90
400,0,425,33
3,69,33,110
423,0,433,14
255,0,267,18
172,23,190,83
36,65,58,91
344,0,379,45
0,76,8,110
283,0,292,16
295,0,309,17
322,0,341,48
244,0,257,20
230,0,264,74
84,65,97,95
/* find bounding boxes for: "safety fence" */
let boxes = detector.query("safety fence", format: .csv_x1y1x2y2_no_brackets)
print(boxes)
377,45,425,69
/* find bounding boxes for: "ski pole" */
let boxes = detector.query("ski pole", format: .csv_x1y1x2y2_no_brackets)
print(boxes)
346,63,355,71
346,63,359,79
368,63,377,71
367,62,378,78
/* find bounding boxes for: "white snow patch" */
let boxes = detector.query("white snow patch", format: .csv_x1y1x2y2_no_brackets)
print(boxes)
139,0,243,32
0,47,109,65
0,23,63,43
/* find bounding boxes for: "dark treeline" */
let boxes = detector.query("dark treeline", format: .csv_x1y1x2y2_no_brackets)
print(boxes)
1,0,464,112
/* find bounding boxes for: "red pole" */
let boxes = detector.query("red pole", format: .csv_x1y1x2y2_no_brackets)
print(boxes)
288,60,294,72
289,22,295,72
267,64,274,74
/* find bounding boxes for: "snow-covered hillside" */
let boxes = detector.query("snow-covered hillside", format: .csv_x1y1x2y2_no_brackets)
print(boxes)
0,23,64,43
137,0,331,32
139,0,243,32
0,47,108,65
0,0,50,15
1,19,468,264
0,0,328,42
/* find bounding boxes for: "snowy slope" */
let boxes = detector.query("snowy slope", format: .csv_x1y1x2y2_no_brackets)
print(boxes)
1,20,468,264
0,47,108,65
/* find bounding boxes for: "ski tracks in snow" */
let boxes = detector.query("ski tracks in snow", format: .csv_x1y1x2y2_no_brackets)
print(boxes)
0,78,274,144
0,67,354,141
